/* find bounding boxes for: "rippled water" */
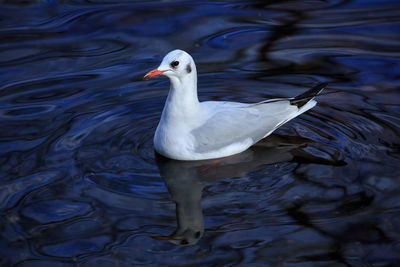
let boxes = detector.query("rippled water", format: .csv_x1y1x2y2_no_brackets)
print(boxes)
1,0,399,266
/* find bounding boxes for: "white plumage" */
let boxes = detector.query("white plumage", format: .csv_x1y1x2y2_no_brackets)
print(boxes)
144,49,325,161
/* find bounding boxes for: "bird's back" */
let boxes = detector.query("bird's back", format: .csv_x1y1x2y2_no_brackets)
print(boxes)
191,100,303,154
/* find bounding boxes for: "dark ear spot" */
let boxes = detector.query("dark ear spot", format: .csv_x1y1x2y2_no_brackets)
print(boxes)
186,64,192,73
195,231,201,238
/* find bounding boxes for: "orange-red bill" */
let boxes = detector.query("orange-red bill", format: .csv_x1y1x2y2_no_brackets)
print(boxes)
143,68,166,80
151,235,177,241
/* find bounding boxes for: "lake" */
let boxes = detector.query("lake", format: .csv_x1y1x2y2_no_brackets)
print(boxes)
0,0,399,266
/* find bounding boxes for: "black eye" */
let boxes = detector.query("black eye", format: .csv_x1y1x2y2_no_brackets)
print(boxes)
170,61,179,68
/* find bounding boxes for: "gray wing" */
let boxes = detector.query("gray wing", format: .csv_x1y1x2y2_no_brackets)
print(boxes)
191,100,299,153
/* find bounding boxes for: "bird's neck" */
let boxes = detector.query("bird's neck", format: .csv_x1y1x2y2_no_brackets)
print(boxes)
162,73,200,124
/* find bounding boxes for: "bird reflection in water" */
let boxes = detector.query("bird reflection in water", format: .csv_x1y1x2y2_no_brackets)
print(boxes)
153,134,345,246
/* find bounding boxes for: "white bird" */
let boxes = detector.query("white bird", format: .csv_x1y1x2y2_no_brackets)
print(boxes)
144,49,326,161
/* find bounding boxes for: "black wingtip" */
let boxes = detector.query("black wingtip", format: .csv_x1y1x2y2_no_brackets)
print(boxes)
290,83,328,108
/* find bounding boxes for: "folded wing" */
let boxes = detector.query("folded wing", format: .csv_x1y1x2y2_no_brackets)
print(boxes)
191,100,302,153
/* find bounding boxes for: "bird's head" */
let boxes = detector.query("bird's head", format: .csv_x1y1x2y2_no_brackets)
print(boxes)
144,49,196,81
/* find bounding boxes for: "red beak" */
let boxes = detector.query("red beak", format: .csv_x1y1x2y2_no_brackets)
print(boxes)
143,68,167,80
151,235,177,241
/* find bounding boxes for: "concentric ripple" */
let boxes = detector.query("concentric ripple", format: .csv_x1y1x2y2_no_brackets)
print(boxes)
0,0,399,266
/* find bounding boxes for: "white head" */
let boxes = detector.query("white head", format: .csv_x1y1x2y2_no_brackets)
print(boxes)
144,49,196,84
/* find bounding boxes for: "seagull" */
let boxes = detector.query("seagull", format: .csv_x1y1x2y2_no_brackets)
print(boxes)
144,49,326,161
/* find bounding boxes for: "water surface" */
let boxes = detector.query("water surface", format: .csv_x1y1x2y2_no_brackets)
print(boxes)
1,0,399,266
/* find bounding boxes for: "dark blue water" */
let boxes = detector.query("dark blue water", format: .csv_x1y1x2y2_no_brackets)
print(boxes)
1,0,399,266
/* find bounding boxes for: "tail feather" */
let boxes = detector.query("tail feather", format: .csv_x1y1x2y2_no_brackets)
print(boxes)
290,83,327,108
